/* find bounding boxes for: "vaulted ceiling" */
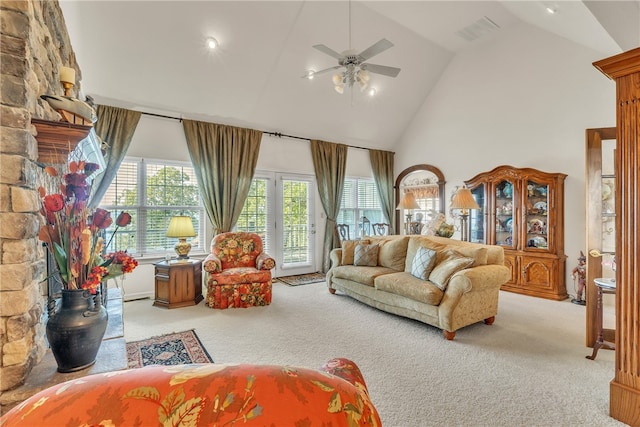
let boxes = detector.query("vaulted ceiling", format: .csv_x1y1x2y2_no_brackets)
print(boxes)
59,1,638,150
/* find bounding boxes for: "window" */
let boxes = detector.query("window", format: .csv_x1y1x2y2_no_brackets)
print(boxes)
99,157,205,257
337,178,384,238
235,175,273,254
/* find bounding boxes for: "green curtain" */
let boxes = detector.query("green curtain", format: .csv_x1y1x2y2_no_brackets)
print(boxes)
89,105,141,208
369,149,395,234
310,139,347,273
182,120,262,234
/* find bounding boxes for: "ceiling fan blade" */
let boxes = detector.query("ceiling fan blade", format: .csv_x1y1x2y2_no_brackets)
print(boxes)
357,38,394,62
301,66,341,78
362,63,401,78
312,44,343,60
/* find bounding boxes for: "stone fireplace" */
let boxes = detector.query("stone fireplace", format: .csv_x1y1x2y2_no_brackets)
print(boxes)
0,0,82,394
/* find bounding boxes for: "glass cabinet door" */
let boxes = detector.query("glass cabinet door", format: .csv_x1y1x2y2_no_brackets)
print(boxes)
524,180,549,250
469,185,485,243
494,180,515,248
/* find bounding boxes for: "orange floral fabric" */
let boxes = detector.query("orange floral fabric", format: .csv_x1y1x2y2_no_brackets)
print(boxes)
204,232,275,309
1,359,381,426
210,232,267,270
207,282,272,308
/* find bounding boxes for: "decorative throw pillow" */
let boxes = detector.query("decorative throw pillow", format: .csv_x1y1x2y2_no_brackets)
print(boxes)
411,246,437,280
341,240,369,265
353,243,379,267
428,249,474,291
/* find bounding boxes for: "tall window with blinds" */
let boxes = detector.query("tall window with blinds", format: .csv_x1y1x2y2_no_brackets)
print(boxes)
236,176,274,255
337,178,384,239
99,157,205,257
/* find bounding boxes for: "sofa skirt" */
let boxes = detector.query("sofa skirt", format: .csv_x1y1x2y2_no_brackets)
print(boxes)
207,281,272,309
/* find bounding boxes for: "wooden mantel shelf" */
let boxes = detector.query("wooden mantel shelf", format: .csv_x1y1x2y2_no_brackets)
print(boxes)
32,118,92,164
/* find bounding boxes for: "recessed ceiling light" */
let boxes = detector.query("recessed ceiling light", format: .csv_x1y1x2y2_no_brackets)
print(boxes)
368,88,377,97
305,70,315,80
545,6,557,14
206,37,219,49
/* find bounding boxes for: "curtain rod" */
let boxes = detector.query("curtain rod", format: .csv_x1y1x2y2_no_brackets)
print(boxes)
138,111,385,153
264,131,376,152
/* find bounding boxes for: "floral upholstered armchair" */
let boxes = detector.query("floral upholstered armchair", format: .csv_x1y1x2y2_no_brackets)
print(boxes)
204,231,275,308
1,358,381,426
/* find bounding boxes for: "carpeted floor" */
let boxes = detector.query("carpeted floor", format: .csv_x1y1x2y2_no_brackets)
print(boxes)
122,282,622,426
126,329,213,368
276,272,325,286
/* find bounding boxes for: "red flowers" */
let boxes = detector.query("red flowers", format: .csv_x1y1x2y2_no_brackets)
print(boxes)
92,208,113,230
116,212,132,227
104,251,138,276
37,160,137,292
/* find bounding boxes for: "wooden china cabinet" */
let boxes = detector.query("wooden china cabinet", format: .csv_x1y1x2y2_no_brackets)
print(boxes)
465,165,567,300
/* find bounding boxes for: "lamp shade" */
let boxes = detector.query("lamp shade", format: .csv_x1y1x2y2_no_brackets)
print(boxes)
166,216,196,238
396,192,420,210
450,187,480,210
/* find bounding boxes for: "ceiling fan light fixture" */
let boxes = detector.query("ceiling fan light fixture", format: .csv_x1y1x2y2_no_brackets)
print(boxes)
332,73,344,86
334,84,344,94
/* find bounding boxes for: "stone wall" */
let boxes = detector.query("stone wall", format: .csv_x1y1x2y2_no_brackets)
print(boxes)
0,0,80,392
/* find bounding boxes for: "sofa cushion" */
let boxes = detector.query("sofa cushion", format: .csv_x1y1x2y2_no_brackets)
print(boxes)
354,243,379,266
410,246,437,280
405,237,447,272
341,239,370,265
423,235,493,266
333,265,397,286
429,249,474,290
444,244,488,267
375,272,444,305
368,236,409,270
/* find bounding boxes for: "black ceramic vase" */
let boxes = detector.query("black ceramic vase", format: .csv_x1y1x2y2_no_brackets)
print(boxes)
46,289,108,373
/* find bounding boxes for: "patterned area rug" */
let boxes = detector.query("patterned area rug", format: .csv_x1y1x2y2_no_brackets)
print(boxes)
126,329,213,368
276,272,325,286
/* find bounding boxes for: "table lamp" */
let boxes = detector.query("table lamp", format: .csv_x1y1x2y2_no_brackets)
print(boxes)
166,215,196,259
450,187,480,241
396,192,420,234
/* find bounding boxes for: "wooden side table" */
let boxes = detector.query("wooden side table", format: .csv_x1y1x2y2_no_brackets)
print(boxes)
586,277,616,360
153,259,203,309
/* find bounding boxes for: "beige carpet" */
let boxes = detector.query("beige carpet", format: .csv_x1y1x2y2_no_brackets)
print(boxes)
122,282,623,427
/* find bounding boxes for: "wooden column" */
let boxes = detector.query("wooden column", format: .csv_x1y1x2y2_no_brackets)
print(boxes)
593,47,640,426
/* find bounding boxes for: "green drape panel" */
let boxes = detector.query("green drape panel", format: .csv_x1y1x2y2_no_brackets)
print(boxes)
369,149,395,234
310,140,347,273
89,105,141,208
182,120,262,234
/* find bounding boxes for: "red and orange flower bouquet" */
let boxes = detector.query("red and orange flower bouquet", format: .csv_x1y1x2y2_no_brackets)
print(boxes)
38,160,137,293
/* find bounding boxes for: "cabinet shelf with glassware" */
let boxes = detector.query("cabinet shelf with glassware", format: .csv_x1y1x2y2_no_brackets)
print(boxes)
465,165,567,300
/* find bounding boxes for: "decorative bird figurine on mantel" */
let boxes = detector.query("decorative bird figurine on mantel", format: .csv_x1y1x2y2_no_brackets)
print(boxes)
40,94,97,126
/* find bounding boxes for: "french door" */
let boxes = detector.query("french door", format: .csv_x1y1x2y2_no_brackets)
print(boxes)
237,172,316,277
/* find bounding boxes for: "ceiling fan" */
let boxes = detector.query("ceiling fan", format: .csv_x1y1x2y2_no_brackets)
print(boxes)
303,1,401,94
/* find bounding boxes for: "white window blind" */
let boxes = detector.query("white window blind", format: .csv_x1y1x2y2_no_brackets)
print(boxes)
236,176,274,255
337,178,384,238
99,158,205,257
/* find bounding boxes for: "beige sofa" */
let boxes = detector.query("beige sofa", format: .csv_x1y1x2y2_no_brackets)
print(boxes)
327,235,510,340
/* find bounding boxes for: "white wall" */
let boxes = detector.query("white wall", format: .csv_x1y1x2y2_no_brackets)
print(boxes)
117,22,617,301
119,118,375,300
395,23,616,295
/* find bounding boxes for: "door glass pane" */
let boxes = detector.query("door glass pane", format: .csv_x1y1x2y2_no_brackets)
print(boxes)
525,180,549,249
282,180,311,266
469,185,485,243
495,180,515,247
236,178,272,254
